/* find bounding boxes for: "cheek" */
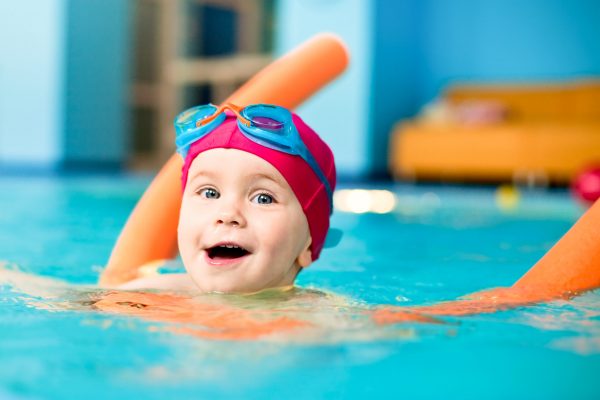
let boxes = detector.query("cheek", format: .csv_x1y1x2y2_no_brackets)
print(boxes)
256,211,308,256
178,206,193,237
258,214,290,244
177,202,205,251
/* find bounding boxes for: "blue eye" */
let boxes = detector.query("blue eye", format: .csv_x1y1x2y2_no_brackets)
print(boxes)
253,193,274,205
198,188,220,199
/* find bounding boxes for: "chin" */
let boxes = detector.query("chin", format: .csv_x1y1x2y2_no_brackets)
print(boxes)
191,277,252,294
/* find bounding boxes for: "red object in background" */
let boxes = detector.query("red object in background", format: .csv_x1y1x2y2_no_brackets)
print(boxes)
572,166,600,204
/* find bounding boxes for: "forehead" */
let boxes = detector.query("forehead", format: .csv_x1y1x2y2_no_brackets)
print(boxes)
188,148,289,188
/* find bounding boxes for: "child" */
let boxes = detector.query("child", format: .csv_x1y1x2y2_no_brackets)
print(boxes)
118,102,337,294
73,101,600,332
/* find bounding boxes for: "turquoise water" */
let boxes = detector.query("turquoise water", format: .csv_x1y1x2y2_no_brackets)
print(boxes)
1,175,599,399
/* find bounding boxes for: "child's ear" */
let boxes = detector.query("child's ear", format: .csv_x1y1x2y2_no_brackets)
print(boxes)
297,236,313,268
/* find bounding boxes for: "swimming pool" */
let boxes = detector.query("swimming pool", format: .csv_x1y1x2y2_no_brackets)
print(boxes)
1,175,599,399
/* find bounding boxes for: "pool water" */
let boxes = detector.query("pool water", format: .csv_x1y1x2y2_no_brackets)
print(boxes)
1,175,599,399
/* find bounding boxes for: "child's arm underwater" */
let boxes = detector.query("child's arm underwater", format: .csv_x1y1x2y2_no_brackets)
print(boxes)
374,198,600,324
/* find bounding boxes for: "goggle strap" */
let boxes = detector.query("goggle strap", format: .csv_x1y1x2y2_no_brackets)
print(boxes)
198,103,250,127
300,147,334,215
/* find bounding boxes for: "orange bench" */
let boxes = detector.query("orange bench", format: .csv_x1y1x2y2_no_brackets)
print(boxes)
389,80,600,183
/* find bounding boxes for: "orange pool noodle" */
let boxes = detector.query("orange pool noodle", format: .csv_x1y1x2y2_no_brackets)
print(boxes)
511,197,600,299
373,198,600,323
100,34,349,286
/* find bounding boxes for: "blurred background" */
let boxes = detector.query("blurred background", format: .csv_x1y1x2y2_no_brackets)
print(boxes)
1,0,599,186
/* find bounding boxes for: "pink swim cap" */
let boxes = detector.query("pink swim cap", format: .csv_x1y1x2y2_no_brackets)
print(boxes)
181,113,336,261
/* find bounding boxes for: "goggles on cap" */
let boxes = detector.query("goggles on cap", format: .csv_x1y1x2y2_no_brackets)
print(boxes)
174,103,333,214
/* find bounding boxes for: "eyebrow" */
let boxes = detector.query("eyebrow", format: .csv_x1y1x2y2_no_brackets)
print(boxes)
188,170,286,188
248,173,286,189
188,170,218,184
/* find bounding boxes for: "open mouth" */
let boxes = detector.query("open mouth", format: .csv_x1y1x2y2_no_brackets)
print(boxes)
206,244,250,260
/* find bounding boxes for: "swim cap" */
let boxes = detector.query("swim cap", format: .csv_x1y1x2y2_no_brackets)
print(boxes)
181,113,336,261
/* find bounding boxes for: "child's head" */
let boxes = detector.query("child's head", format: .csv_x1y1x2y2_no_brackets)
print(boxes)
175,104,336,293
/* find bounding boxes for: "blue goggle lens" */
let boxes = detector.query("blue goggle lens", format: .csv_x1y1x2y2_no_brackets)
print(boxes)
251,116,285,133
174,105,217,136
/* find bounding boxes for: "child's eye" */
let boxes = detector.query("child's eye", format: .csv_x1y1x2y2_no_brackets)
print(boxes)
197,187,220,199
252,192,274,205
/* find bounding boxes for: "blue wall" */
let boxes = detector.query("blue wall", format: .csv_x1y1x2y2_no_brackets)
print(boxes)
275,0,374,178
0,0,130,171
370,0,421,176
418,0,600,104
0,1,65,168
63,0,131,167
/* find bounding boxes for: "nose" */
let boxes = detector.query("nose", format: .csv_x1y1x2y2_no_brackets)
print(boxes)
215,198,247,228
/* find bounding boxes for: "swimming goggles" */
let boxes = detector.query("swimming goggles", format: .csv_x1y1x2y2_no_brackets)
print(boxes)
174,103,333,214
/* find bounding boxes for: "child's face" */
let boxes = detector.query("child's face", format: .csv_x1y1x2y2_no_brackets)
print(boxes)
178,148,313,293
